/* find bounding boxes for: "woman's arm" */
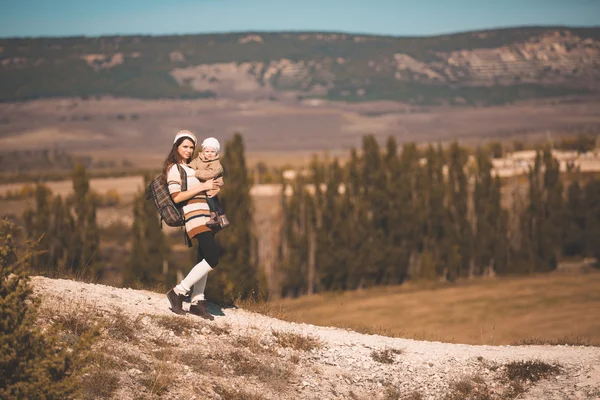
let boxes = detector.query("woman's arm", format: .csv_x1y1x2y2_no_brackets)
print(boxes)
172,179,217,203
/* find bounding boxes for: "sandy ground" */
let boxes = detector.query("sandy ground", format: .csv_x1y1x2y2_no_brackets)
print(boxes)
31,276,600,400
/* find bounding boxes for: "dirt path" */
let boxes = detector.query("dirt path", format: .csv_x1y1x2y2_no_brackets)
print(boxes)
32,276,600,399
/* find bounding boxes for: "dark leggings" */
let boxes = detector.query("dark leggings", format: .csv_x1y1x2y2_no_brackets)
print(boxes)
194,231,219,268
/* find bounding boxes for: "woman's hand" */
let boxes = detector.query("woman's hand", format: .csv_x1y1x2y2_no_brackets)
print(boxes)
198,179,219,192
172,178,219,204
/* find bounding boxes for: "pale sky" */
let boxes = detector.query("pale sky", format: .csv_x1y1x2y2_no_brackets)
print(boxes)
1,0,599,38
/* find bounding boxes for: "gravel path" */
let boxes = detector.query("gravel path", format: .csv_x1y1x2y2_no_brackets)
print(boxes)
32,276,600,400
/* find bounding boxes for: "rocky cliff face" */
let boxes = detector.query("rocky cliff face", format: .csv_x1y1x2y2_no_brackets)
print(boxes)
1,28,599,103
163,30,600,102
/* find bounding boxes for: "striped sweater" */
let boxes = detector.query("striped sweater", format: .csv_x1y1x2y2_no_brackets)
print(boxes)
167,163,211,237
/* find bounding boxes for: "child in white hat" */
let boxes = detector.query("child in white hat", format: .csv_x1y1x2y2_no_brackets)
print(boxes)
189,137,230,229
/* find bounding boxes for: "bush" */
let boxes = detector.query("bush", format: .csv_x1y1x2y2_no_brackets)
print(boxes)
0,219,93,399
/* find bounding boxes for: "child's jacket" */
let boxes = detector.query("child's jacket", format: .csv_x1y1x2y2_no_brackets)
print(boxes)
189,153,224,197
190,153,223,181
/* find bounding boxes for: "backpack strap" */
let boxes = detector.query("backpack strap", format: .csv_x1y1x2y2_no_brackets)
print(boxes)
176,164,193,247
176,164,187,192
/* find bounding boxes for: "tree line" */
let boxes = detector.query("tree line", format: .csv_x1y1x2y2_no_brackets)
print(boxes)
18,133,600,301
277,136,600,297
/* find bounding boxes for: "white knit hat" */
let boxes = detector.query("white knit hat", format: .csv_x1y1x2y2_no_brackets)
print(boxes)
173,130,197,146
201,137,220,153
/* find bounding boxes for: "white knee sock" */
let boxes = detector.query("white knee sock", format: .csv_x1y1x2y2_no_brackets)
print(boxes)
174,260,212,295
190,274,208,303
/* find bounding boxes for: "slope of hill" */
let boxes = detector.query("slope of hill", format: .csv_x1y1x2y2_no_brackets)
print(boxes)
1,27,600,105
32,276,600,399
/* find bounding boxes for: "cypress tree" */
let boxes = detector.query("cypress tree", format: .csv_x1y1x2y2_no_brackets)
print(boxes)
47,194,74,272
583,178,600,259
360,135,387,285
522,148,562,272
69,163,99,274
473,149,509,276
398,142,424,280
422,144,449,279
22,184,52,272
563,180,585,257
210,133,259,302
279,175,309,297
540,148,563,271
381,137,410,284
316,158,344,290
125,174,169,287
446,142,472,279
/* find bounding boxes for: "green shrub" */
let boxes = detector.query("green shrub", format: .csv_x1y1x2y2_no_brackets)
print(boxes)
0,220,94,399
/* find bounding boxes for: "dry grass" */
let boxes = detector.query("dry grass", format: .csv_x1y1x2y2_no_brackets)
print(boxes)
383,384,403,400
207,321,232,335
371,348,403,364
149,315,196,336
443,375,492,400
271,329,321,351
149,334,177,348
211,382,268,400
139,350,178,397
270,272,600,345
504,360,561,383
232,335,278,356
512,335,599,347
79,368,120,399
228,349,292,382
105,310,141,342
402,392,424,400
236,296,289,320
181,347,293,389
77,350,123,399
37,298,102,347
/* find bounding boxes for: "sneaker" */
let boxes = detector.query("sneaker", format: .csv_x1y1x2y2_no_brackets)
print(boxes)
189,300,214,321
166,289,186,315
219,214,230,229
206,212,220,228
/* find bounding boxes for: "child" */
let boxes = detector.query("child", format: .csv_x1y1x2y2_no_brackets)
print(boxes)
189,137,230,229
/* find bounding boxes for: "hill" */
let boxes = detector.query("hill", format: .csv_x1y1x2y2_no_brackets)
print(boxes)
1,27,600,105
31,275,600,399
258,271,600,346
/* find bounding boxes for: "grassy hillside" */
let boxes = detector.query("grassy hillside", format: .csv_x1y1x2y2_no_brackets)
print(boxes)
246,271,600,346
1,26,599,104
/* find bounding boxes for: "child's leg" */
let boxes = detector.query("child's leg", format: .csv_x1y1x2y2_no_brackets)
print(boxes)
208,195,225,215
206,196,219,214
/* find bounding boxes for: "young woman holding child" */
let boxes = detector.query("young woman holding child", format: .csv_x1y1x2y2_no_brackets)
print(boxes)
163,130,224,320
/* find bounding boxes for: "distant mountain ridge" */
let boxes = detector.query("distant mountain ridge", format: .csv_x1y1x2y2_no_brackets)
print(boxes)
1,26,599,104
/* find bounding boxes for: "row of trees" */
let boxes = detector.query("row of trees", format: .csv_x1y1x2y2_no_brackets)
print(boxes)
278,136,600,297
23,164,99,276
19,133,600,301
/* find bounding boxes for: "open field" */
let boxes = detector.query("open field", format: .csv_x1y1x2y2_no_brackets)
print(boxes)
247,271,600,346
2,96,600,169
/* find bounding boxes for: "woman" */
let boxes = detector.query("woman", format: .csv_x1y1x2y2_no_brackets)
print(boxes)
164,130,221,320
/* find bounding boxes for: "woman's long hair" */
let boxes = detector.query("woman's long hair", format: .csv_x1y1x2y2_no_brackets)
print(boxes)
162,137,195,182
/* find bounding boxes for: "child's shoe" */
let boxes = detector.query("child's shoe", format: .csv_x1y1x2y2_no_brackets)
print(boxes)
206,212,220,228
219,214,230,228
